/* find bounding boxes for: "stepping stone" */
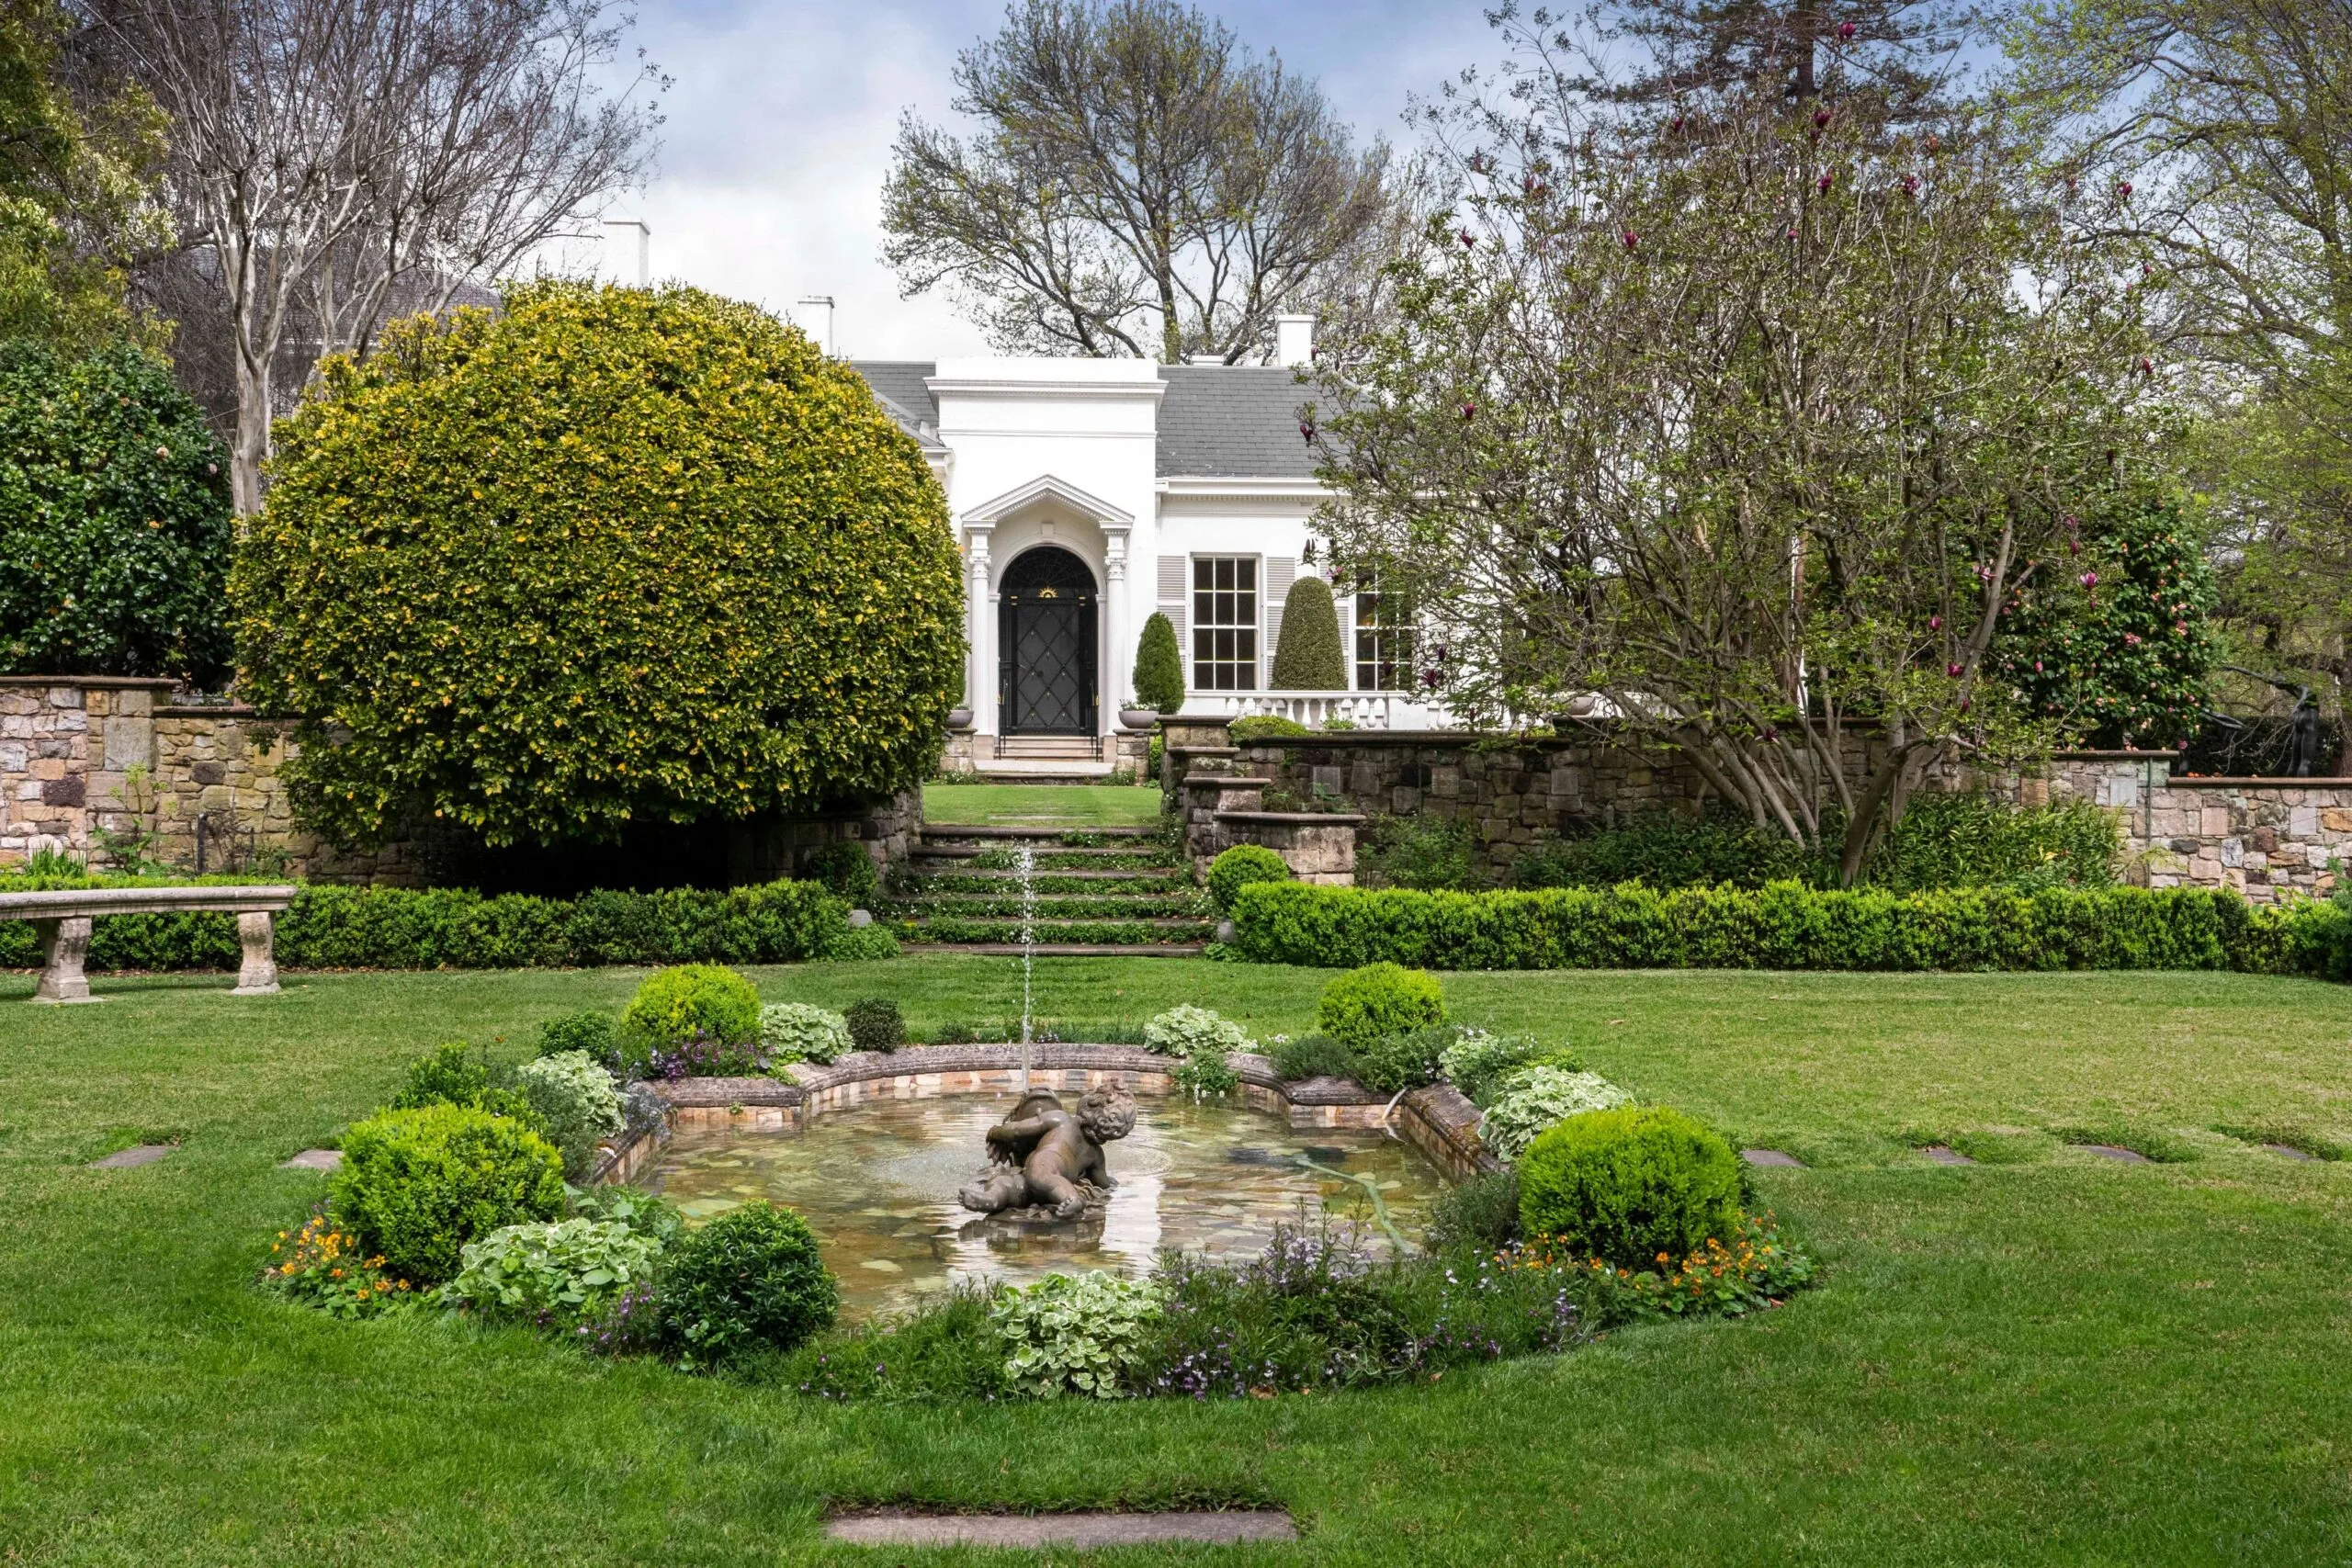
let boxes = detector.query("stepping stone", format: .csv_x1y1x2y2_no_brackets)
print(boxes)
2074,1144,2148,1163
2265,1143,2318,1163
88,1144,173,1169
1741,1148,1803,1168
825,1511,1298,1549
280,1148,343,1171
1918,1145,1974,1166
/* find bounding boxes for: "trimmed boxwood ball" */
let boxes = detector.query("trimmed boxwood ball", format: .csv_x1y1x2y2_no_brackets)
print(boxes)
662,1201,840,1361
1269,575,1348,690
1207,844,1292,913
619,964,761,1062
231,280,965,851
0,342,233,683
1317,961,1445,1050
331,1103,568,1284
1227,714,1311,743
1517,1105,1743,1271
1133,611,1185,713
803,840,879,907
842,996,905,1053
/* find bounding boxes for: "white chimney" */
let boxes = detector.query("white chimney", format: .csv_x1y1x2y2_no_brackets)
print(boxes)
1275,313,1316,367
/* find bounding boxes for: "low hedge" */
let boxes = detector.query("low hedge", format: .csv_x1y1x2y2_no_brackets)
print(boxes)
1227,879,2351,976
0,879,850,972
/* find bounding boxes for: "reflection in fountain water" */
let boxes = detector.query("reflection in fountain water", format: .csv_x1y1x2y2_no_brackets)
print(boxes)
646,1095,1446,1317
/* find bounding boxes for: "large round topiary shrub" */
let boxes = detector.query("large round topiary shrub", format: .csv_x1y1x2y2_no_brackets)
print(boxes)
1516,1105,1742,1270
1206,843,1291,913
330,1103,568,1284
662,1201,840,1361
232,281,966,850
1317,961,1444,1050
0,342,233,682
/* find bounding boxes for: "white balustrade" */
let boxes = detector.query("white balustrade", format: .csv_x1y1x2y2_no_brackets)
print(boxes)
1175,690,1456,731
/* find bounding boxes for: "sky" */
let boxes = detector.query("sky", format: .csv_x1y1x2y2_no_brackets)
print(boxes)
566,1,1510,358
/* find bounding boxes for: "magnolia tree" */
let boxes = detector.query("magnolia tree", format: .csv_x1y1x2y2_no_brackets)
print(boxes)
1308,16,2171,881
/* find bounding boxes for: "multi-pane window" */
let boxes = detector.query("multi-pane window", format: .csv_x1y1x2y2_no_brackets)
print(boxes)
1192,556,1259,691
1353,569,1414,690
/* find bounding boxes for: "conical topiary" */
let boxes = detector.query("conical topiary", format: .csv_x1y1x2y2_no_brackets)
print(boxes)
1270,576,1347,690
1134,611,1185,713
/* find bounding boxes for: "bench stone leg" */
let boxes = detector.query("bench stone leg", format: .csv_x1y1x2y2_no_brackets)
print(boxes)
31,918,96,1004
232,911,280,996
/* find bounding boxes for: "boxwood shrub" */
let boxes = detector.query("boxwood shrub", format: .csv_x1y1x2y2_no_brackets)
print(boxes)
1518,1106,1743,1270
330,1104,568,1285
1317,962,1445,1048
1206,844,1291,913
1229,879,2349,976
0,877,851,972
662,1201,840,1363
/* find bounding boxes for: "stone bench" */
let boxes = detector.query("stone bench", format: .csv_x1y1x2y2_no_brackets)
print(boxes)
0,885,299,1003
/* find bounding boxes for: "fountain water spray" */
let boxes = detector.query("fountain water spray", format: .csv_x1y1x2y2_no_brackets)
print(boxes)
1016,842,1037,1092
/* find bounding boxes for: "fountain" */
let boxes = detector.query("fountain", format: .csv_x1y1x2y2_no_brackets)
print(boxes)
956,1087,1138,1221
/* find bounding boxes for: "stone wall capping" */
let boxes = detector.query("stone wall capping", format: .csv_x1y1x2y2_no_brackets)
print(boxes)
1215,810,1366,826
0,675,180,691
2166,776,2352,789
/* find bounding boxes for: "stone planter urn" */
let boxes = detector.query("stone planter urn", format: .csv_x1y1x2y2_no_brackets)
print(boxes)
1119,707,1161,730
946,706,974,731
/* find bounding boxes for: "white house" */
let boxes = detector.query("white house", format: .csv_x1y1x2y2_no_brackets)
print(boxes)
854,316,1447,774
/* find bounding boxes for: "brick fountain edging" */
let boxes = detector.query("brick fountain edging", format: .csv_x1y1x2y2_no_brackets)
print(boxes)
590,1043,1498,1187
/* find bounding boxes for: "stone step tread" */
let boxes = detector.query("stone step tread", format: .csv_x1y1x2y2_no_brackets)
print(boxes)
909,942,1207,957
913,844,1168,861
902,867,1191,883
922,824,1154,840
896,915,1214,930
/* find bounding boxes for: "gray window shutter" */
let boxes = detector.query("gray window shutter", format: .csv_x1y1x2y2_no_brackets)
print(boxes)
1157,554,1186,639
1335,594,1356,688
1262,556,1295,672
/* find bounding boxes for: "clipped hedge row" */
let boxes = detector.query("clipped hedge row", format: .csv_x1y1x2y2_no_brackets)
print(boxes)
0,880,850,972
1227,880,2351,976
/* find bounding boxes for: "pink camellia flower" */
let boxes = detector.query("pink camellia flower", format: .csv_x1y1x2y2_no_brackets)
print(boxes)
1459,401,1477,421
1669,115,1687,133
1786,224,1800,240
1902,175,1920,194
1977,563,1994,581
1299,421,1315,445
1958,697,1973,714
155,445,170,459
1818,172,1835,192
1928,615,1942,631
1763,725,1780,741
1459,229,1475,248
2142,262,2154,278
2034,660,2044,672
1814,107,1833,129
2124,632,2142,645
2080,571,2098,589
1947,662,1963,678
2117,180,2133,199
2174,620,2188,635
2069,539,2081,556
1838,19,1858,39
2139,355,2154,375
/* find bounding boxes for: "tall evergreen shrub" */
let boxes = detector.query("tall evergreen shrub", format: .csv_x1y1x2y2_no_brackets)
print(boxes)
1134,611,1184,712
1270,577,1347,689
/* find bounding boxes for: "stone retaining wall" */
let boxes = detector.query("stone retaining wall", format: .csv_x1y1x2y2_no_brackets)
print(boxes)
2,676,919,884
595,1043,1496,1187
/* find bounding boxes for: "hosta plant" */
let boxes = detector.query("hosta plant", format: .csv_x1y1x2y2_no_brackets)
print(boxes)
1479,1066,1634,1160
759,1002,852,1066
444,1217,665,1326
1143,1004,1250,1058
992,1270,1163,1399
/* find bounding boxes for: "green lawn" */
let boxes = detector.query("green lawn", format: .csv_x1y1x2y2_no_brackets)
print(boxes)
922,782,1163,828
6,958,2352,1563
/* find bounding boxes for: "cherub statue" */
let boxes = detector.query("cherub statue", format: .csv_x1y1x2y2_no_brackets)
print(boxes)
957,1087,1138,1221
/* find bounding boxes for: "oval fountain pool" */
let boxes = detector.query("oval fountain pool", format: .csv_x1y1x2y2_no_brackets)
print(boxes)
645,1095,1450,1317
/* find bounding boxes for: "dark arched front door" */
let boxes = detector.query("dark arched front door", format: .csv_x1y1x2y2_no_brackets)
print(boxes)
999,546,1098,734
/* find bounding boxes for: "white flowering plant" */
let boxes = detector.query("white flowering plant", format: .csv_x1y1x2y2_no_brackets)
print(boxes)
1478,1066,1634,1160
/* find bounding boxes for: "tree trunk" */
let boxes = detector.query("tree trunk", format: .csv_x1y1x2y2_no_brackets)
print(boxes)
232,344,272,516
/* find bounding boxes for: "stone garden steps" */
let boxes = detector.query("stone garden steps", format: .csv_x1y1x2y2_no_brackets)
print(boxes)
888,822,1208,955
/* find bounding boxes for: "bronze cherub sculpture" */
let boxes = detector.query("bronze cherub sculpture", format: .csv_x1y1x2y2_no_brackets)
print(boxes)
957,1086,1138,1221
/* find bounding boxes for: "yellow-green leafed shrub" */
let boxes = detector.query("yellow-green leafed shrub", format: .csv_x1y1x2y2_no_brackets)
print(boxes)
330,1104,567,1285
232,281,965,849
616,964,762,1076
1517,1106,1742,1270
1316,961,1444,1049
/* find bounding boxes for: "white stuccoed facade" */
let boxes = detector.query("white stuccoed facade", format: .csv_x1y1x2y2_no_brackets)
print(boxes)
854,321,1446,759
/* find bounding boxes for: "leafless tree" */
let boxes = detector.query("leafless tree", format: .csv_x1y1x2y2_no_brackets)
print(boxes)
882,0,1393,364
88,0,662,512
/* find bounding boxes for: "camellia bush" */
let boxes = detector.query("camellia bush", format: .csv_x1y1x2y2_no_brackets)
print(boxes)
0,343,233,682
232,281,965,850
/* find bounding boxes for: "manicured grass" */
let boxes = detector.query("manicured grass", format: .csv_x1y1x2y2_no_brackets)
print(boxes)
6,958,2352,1563
922,782,1163,827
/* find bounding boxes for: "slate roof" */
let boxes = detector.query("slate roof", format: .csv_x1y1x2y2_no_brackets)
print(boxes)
1155,365,1318,479
847,358,1321,479
849,360,944,452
